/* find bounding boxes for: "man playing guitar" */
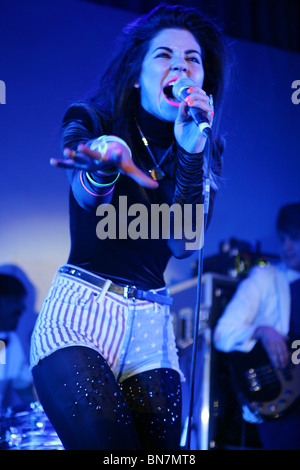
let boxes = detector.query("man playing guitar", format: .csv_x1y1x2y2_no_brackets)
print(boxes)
214,202,300,450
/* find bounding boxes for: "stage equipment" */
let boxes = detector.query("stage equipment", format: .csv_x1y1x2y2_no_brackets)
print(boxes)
171,273,262,450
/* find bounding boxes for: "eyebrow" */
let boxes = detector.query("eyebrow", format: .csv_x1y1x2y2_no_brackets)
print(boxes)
153,46,202,56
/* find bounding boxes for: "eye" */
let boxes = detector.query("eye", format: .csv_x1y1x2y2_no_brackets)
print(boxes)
186,56,201,64
155,52,171,59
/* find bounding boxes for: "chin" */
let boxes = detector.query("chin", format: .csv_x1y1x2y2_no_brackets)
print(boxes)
158,104,178,122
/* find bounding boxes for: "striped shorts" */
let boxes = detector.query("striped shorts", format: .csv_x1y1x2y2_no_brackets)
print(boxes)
30,266,183,383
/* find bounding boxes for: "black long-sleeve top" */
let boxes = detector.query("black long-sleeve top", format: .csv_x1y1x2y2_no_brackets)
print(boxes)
62,103,217,290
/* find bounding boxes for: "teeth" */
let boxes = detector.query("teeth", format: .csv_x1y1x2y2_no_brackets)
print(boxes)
164,81,175,88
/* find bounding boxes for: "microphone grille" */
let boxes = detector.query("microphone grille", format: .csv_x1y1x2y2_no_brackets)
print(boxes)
172,77,195,100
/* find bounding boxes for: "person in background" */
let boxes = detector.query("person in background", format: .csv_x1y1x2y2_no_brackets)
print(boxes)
214,202,300,450
0,274,35,410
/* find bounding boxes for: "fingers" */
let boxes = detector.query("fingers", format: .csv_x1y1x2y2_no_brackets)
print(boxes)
76,144,107,161
52,145,158,189
255,326,290,369
50,147,103,171
267,344,289,369
183,87,214,123
265,339,289,369
128,167,159,189
269,341,289,369
116,153,158,189
52,145,121,172
50,154,97,170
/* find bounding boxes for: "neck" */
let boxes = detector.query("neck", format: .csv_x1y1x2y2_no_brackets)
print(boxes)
136,106,174,145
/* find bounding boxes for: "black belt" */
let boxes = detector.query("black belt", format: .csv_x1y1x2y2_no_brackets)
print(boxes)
58,266,173,306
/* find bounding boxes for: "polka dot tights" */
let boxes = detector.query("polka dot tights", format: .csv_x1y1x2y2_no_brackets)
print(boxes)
32,346,182,450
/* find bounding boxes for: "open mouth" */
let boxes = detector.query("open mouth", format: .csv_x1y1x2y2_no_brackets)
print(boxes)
163,83,175,99
163,79,180,107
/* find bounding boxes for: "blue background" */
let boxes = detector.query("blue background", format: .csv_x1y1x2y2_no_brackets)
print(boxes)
0,0,299,324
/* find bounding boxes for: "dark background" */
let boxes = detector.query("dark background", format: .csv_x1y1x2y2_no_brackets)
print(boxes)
85,0,300,53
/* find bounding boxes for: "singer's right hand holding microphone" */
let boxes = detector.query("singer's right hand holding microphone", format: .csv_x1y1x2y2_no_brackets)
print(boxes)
174,84,214,154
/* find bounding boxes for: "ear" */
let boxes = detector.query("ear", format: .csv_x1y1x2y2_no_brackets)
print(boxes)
134,81,140,89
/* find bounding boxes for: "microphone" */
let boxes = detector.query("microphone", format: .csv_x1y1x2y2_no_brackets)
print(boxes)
172,77,211,136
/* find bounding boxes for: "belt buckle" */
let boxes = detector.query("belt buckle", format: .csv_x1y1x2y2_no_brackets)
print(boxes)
123,285,136,299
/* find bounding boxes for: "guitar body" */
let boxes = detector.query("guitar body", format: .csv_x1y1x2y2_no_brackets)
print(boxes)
231,342,300,421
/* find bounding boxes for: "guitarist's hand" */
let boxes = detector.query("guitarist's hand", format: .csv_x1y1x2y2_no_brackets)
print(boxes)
254,326,289,369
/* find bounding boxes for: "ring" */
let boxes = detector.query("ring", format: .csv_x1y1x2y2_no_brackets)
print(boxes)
89,135,132,160
90,135,108,157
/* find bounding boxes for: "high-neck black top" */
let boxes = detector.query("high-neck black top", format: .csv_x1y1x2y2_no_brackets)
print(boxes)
61,102,215,290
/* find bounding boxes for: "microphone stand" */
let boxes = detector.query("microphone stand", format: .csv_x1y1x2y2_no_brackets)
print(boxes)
186,127,212,451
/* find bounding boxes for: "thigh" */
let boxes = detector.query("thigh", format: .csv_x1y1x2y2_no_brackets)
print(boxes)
121,368,182,450
32,346,140,450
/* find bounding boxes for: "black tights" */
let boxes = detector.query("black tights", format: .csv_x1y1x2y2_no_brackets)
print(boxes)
32,346,182,450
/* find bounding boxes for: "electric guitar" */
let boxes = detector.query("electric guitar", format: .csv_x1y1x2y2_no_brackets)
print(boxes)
230,341,300,421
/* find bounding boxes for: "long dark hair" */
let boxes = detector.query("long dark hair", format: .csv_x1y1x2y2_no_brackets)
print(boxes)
86,4,231,188
277,202,300,235
88,4,229,127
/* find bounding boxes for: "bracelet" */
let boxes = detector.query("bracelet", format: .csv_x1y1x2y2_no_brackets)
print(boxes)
80,171,115,197
86,171,120,187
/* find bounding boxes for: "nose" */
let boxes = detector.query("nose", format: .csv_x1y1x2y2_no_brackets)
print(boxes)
171,58,188,73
